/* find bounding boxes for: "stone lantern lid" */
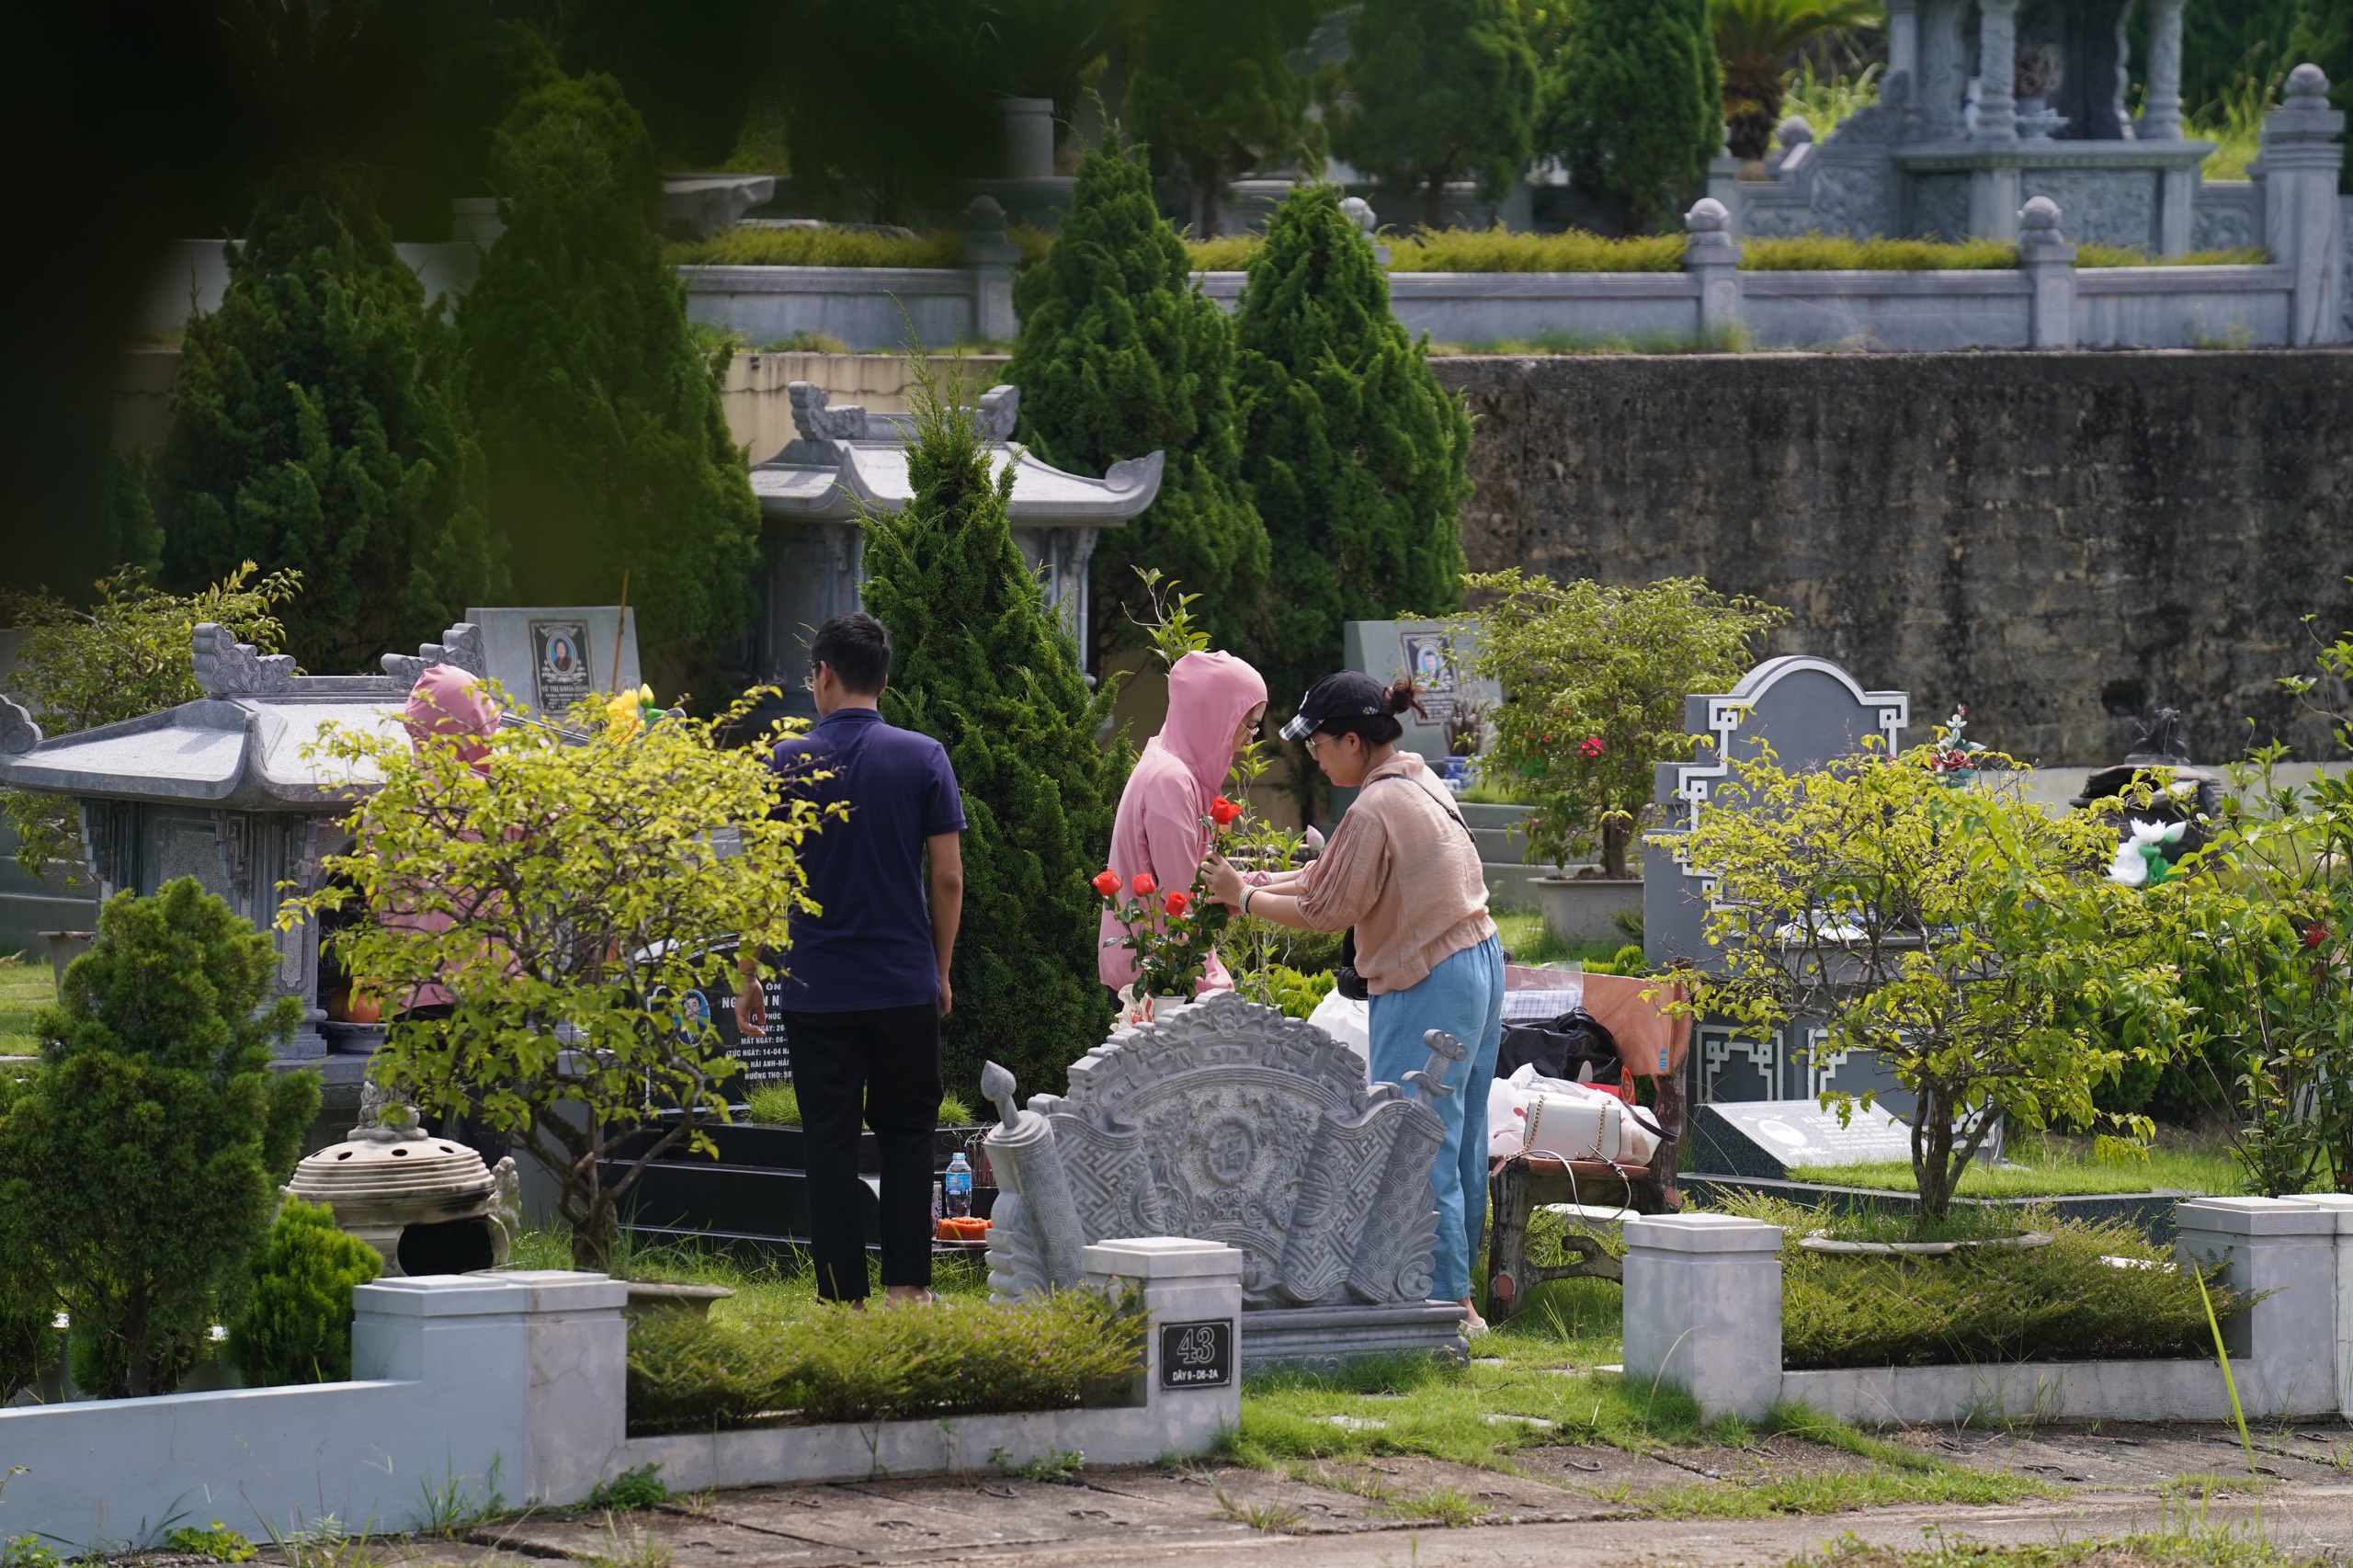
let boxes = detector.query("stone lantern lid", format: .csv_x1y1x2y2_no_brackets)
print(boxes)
288,1106,496,1226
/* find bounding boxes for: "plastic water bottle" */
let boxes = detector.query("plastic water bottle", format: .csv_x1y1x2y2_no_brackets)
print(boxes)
944,1153,973,1218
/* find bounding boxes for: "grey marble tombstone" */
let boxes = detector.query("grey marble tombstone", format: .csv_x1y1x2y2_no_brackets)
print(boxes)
1643,655,1914,1110
980,991,1471,1373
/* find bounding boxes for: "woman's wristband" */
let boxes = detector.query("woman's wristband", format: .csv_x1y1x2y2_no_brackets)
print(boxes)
1239,885,1255,916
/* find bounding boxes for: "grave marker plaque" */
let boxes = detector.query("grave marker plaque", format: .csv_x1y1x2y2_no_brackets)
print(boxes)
466,605,641,716
1159,1320,1235,1390
1693,1098,1914,1179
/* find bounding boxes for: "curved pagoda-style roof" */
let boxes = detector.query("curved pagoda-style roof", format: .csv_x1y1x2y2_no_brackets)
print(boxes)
0,623,485,811
750,381,1164,525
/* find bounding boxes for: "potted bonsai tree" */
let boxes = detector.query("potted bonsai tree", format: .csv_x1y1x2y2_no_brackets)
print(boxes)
1460,571,1785,946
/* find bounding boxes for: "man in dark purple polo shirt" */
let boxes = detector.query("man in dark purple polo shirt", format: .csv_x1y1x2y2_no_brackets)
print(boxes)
735,611,965,1304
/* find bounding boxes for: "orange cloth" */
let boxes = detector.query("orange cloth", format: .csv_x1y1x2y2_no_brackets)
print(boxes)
1578,970,1690,1079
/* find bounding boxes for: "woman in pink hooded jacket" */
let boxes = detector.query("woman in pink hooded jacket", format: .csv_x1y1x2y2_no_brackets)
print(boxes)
1099,651,1267,994
381,665,502,1012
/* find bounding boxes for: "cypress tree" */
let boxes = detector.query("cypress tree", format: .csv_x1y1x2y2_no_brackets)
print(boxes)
229,1196,381,1386
459,72,762,694
1006,138,1270,666
1125,0,1329,237
1541,0,1720,232
156,166,496,673
861,369,1127,1101
0,880,316,1398
1334,0,1540,231
1232,186,1472,721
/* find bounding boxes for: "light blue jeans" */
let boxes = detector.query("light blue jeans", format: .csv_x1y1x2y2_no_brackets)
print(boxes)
1368,932,1505,1303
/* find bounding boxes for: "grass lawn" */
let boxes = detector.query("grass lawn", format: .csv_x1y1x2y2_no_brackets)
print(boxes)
1232,1265,2043,1517
1491,909,1641,971
1788,1130,2242,1198
0,956,52,1056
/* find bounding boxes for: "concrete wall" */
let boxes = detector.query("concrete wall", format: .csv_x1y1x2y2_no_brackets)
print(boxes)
679,265,988,351
1433,349,2353,765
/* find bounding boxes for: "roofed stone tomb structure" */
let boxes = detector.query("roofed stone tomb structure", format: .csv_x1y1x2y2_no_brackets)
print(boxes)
746,381,1163,704
0,623,500,1066
980,992,1471,1371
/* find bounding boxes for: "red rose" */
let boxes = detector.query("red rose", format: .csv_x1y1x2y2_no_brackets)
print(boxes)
1164,892,1190,916
1131,873,1156,897
1209,796,1244,826
1091,869,1121,897
2306,924,2328,949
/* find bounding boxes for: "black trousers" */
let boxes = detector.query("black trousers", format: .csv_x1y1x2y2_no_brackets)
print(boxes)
781,1003,943,1301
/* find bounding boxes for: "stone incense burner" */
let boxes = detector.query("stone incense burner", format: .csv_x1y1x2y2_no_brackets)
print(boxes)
285,1102,518,1277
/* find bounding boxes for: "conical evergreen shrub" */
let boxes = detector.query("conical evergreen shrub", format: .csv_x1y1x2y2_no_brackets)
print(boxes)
1541,0,1720,231
229,1197,382,1385
1006,138,1268,664
157,165,497,673
0,879,315,1398
460,72,761,695
860,369,1127,1100
1232,186,1472,719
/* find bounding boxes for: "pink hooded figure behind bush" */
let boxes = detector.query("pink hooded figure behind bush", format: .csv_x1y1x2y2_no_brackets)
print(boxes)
1098,650,1267,994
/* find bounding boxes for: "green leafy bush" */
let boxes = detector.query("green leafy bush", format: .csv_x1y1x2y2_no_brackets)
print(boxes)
459,72,761,693
861,362,1127,1099
0,1072,55,1403
1710,1194,2249,1370
165,1524,257,1562
1335,0,1540,231
156,165,498,674
1741,234,2020,269
937,1092,976,1127
0,879,316,1397
669,226,963,268
1233,186,1472,731
0,564,298,887
2075,244,2270,267
1390,227,1687,272
1007,138,1268,665
585,1461,670,1511
1461,572,1786,877
1260,964,1336,1020
229,1196,382,1385
1128,0,1329,238
625,1289,1143,1434
1541,0,1720,231
745,1083,801,1125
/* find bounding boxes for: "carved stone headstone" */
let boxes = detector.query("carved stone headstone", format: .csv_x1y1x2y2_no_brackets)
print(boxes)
983,993,1471,1372
1645,655,1914,1115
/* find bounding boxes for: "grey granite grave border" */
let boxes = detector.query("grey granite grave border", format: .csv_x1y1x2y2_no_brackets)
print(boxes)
1687,1175,2188,1244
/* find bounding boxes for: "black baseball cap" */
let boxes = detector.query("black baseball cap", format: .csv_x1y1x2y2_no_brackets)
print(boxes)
1280,671,1392,743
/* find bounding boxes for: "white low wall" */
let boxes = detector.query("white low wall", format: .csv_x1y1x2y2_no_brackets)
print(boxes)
1741,269,2032,351
1626,1196,2353,1425
0,1239,1243,1547
679,264,987,350
2076,265,2295,347
1782,1359,2228,1425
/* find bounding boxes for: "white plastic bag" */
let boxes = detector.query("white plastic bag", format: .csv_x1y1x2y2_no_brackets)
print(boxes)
1307,988,1370,1075
1486,1064,1660,1165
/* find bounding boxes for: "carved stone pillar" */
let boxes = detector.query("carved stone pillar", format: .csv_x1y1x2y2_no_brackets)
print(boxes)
1883,0,1920,89
1974,0,2019,140
2141,0,2187,141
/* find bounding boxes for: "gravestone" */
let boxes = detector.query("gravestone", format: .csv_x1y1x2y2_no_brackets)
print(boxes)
1338,619,1500,767
465,606,641,716
980,991,1471,1373
1692,1099,1915,1179
1645,655,1913,1114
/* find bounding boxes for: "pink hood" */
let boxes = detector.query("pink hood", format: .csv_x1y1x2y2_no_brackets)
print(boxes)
1098,652,1267,992
403,665,498,769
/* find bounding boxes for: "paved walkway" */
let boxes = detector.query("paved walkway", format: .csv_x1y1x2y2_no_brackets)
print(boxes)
412,1423,2353,1568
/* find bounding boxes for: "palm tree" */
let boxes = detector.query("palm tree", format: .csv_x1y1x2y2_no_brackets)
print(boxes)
1711,0,1881,163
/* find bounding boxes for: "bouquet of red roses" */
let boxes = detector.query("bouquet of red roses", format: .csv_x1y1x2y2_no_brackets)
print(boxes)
1090,796,1241,999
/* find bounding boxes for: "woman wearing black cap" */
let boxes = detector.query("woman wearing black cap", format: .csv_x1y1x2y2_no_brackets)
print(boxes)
1205,671,1504,1331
